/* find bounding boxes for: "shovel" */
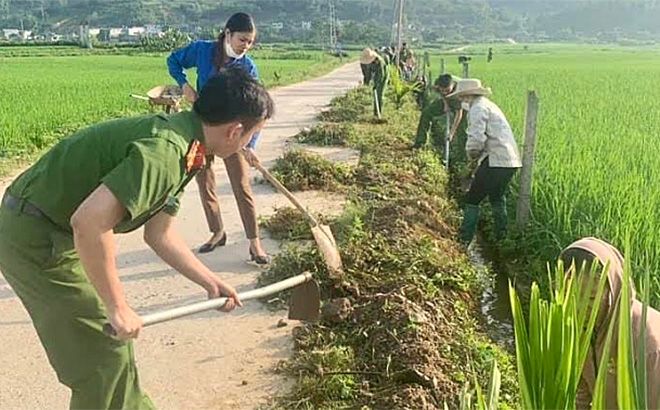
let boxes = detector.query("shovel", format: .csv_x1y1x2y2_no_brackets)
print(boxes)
254,161,344,280
103,272,320,337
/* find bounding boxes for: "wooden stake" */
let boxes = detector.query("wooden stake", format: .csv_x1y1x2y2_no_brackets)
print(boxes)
516,90,539,229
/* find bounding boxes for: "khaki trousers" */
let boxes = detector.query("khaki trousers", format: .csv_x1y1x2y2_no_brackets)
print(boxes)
195,152,258,239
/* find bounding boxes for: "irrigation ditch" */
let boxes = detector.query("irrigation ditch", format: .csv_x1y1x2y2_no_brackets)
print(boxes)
257,86,520,409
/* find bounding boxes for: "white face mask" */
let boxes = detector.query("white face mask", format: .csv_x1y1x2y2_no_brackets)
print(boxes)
461,101,471,111
225,37,245,59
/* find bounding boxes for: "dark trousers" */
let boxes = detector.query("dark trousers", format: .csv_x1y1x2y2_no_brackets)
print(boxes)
465,159,516,206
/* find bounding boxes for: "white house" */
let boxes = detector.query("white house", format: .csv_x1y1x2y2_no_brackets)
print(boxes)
128,26,146,36
109,28,123,38
2,29,20,39
301,21,312,30
145,24,162,35
271,22,284,31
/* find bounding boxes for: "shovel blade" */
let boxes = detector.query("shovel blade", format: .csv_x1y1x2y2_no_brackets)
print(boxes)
311,224,344,280
288,279,320,322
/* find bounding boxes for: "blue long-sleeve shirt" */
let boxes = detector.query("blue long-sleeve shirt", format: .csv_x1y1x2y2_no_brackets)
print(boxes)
167,40,261,148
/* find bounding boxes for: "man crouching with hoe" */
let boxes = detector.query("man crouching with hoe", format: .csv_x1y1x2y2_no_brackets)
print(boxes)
0,67,274,409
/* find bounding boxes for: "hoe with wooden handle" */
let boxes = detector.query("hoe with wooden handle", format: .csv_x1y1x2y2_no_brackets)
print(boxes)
103,272,320,337
254,161,344,280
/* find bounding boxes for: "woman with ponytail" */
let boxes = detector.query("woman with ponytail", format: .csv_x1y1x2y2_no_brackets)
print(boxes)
167,12,270,264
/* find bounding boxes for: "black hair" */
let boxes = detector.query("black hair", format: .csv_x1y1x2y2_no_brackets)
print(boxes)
193,67,274,129
214,12,256,71
435,74,454,89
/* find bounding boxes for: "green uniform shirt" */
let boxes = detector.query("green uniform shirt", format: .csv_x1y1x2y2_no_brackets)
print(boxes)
371,55,389,90
9,111,205,234
414,76,463,146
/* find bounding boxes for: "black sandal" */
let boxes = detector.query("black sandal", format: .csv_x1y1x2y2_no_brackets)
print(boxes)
249,247,270,265
198,232,227,254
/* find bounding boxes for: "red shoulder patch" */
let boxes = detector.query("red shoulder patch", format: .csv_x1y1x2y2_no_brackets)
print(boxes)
185,140,206,172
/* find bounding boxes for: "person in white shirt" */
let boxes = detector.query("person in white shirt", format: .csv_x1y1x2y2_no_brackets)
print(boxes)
446,79,522,245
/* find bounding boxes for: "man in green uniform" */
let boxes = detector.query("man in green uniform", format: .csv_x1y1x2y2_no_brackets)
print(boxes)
0,68,274,409
360,48,389,117
412,74,465,154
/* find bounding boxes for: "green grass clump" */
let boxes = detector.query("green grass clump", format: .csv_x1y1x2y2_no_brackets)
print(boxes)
269,149,353,191
260,207,313,241
295,122,356,146
318,86,372,123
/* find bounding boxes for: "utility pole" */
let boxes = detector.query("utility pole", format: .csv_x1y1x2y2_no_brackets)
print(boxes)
328,0,337,52
394,0,404,67
389,0,398,46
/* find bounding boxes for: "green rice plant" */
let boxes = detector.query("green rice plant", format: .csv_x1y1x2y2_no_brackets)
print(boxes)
0,49,346,173
508,260,608,409
510,244,658,409
456,360,501,410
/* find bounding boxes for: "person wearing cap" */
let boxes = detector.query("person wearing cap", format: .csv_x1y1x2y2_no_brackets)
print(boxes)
412,73,465,152
360,48,389,117
446,79,521,245
560,237,660,409
167,12,270,264
0,68,273,409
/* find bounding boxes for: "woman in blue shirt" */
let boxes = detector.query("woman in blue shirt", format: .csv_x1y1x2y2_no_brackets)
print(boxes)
167,12,269,264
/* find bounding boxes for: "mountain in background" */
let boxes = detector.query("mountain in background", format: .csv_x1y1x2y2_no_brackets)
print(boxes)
2,0,659,44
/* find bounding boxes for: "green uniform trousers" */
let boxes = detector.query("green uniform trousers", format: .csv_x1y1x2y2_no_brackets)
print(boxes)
0,204,156,410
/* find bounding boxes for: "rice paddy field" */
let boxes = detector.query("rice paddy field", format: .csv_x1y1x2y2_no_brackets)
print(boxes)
0,46,349,164
429,44,660,303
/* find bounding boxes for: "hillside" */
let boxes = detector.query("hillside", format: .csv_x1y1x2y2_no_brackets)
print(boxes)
2,0,660,43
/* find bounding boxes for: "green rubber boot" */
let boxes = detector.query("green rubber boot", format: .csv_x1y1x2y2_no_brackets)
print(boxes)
459,204,481,245
491,199,508,241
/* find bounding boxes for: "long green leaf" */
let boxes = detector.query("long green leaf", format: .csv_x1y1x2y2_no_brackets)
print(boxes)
636,254,649,410
485,361,501,410
591,297,621,409
617,250,638,409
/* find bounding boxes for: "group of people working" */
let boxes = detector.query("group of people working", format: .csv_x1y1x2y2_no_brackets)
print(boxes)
0,10,658,408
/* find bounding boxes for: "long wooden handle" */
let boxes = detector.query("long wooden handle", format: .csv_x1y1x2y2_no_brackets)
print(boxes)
130,94,150,101
253,161,319,227
445,111,451,169
104,273,313,337
373,88,382,119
